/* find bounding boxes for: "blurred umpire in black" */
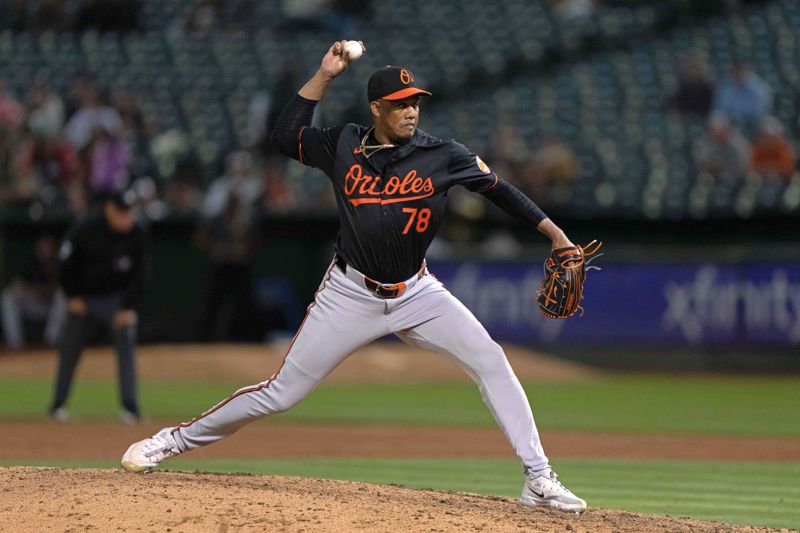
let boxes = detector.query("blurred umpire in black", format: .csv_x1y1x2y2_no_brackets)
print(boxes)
49,189,148,423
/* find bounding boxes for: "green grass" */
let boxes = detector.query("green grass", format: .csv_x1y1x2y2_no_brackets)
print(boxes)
3,376,800,436
3,458,798,530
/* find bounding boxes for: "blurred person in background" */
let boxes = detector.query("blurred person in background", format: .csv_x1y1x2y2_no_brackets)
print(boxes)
1,233,66,350
165,178,203,216
64,81,124,151
49,190,148,423
202,150,261,217
65,181,90,218
195,190,260,341
0,79,35,206
27,83,65,139
259,157,296,213
751,116,795,181
712,61,772,127
87,124,131,199
113,91,156,184
1,126,39,206
114,90,149,146
0,79,24,133
523,136,579,205
486,124,530,182
671,53,715,117
28,133,80,217
694,114,751,183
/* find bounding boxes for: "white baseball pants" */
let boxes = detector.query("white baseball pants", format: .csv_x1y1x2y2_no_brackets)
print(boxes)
172,259,550,473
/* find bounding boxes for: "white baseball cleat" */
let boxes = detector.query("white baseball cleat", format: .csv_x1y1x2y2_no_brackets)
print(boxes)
121,427,181,473
49,407,69,422
519,470,587,512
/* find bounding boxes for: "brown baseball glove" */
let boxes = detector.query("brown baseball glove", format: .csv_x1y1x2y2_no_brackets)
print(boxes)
537,240,603,319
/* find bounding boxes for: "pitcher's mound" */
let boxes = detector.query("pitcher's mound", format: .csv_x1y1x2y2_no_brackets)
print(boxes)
0,467,774,532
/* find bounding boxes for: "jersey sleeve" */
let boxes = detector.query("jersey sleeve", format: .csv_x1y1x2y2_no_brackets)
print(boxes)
298,126,343,172
447,141,499,193
270,94,342,174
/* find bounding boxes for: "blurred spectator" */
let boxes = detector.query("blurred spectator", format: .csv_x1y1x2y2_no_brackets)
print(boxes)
66,181,90,218
202,150,262,218
64,82,124,151
149,128,191,181
486,124,530,182
1,234,66,349
531,136,579,185
694,114,751,182
512,137,579,204
1,128,39,205
88,125,130,196
195,191,260,341
751,116,795,180
27,83,65,139
114,91,148,141
32,134,79,187
671,54,714,117
259,157,296,213
131,176,169,221
113,91,155,180
0,131,21,205
247,90,271,151
0,80,25,132
165,178,203,216
712,62,772,126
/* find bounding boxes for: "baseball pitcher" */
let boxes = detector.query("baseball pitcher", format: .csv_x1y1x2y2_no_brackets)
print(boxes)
122,41,591,512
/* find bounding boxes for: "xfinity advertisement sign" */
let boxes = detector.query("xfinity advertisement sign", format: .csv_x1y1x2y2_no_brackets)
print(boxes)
428,260,800,347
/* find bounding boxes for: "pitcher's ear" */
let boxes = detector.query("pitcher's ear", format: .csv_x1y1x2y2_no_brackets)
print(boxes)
370,100,382,118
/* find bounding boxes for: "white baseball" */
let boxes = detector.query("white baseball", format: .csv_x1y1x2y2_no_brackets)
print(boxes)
344,41,363,61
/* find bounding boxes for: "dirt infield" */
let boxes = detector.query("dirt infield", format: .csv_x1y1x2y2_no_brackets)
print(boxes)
3,420,800,463
0,467,785,533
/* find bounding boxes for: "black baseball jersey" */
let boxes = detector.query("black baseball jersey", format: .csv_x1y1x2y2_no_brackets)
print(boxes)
293,124,498,283
58,212,147,308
